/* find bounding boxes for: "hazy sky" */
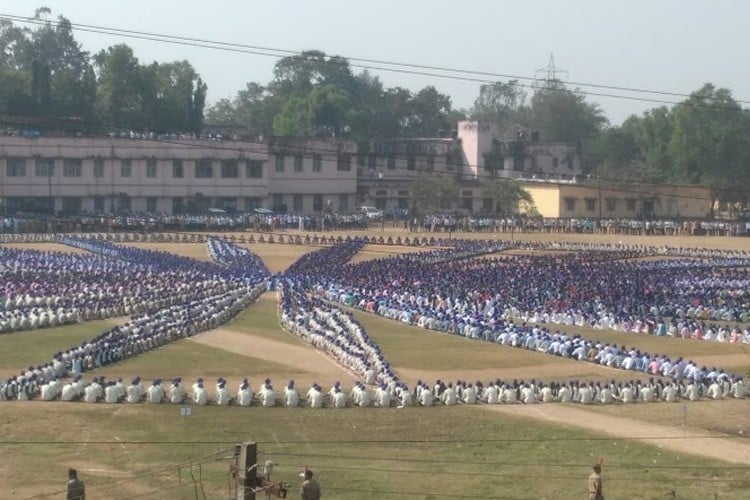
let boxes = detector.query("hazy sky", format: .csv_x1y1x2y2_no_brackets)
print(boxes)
4,1,749,124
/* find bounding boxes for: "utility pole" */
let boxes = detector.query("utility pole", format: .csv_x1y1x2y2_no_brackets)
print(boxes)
239,441,258,500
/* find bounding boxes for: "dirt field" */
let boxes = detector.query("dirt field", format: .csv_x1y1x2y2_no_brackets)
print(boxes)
3,230,750,498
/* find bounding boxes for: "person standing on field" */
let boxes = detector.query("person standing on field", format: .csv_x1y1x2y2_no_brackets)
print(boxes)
300,469,321,500
588,464,604,500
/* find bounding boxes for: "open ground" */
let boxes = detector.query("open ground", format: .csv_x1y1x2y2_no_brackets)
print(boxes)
1,230,749,499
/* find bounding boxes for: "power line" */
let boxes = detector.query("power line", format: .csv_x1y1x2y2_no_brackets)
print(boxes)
0,13,719,103
1,14,749,110
262,450,750,470
0,121,745,204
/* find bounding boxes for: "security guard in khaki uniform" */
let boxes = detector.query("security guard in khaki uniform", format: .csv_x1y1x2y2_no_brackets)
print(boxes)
67,468,85,500
588,464,603,500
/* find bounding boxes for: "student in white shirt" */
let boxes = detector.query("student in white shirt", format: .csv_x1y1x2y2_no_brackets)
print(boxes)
283,380,298,407
170,379,186,404
308,385,324,409
332,387,347,408
104,382,120,403
147,379,165,404
216,382,231,406
237,379,254,407
193,381,208,405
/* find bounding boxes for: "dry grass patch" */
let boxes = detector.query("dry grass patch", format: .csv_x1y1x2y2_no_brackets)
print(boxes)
0,320,113,376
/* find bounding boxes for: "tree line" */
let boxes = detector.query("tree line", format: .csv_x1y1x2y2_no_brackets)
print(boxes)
1,8,748,209
0,8,206,134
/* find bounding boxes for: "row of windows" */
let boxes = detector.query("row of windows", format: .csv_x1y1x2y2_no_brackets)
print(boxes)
3,158,265,180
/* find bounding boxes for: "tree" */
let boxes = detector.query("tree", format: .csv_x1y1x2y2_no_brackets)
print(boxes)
529,80,607,143
471,80,526,127
406,86,454,137
483,178,533,215
1,8,95,124
410,174,459,214
93,44,147,129
272,84,353,137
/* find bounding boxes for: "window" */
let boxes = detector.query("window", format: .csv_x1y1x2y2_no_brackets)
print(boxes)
272,194,284,211
61,197,81,213
552,158,559,168
397,197,409,210
462,190,473,197
643,200,655,213
219,197,237,212
172,160,184,178
294,155,303,173
63,159,82,177
605,198,617,212
275,155,285,173
172,197,184,214
426,155,435,171
195,159,213,178
245,197,261,211
313,194,323,211
35,158,54,177
6,158,27,177
93,158,104,178
566,157,574,169
93,196,105,212
513,155,524,171
407,156,416,170
246,160,263,178
357,155,367,167
117,195,131,212
146,197,158,213
387,156,396,170
221,160,238,178
339,194,349,212
368,155,377,170
564,197,576,212
312,154,322,172
337,154,352,171
398,190,409,197
293,194,303,213
483,198,494,212
626,198,637,211
120,159,132,178
585,198,597,212
376,190,387,197
146,158,157,178
462,197,473,211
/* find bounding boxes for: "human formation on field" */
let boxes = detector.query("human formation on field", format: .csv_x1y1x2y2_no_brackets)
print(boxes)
1,236,748,406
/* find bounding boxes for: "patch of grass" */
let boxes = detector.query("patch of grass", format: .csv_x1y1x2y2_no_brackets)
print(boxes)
222,293,301,345
84,340,306,385
1,404,747,500
0,320,112,374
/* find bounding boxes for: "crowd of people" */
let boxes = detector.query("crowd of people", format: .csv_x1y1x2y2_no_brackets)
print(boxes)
4,371,745,405
1,236,748,407
0,237,270,401
300,243,750,341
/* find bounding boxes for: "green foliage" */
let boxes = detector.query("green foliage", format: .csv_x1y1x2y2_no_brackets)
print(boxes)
410,174,459,214
529,80,608,143
483,178,533,215
588,84,750,208
0,10,207,133
209,51,459,139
